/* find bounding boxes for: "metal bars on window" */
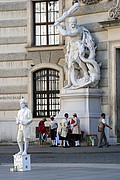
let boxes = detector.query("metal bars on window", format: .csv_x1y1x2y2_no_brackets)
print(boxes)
33,69,60,117
33,0,59,46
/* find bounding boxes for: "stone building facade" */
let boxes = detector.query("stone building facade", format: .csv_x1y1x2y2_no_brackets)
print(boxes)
0,0,120,144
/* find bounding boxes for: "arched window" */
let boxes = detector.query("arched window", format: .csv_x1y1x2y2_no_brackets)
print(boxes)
33,68,60,117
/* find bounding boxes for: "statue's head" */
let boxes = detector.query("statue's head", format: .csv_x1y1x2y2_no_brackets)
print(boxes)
69,17,77,28
19,97,27,108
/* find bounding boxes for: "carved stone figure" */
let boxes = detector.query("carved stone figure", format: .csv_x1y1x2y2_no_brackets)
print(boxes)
15,98,32,155
54,3,101,89
108,0,120,20
80,0,102,5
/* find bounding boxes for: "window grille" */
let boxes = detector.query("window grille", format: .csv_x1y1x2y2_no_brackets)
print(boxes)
33,68,60,117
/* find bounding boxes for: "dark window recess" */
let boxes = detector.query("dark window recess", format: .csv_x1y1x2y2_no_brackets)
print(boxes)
33,69,60,117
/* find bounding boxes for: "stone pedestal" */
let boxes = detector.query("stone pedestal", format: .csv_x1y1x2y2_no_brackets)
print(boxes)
56,88,102,135
13,154,31,171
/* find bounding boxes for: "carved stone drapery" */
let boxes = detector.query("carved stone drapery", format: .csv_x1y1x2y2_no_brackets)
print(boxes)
109,0,120,19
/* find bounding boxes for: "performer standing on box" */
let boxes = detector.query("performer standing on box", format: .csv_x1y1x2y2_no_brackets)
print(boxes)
15,97,32,155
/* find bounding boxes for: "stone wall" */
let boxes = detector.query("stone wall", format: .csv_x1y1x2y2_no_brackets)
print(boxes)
0,0,64,142
0,0,119,143
0,0,28,142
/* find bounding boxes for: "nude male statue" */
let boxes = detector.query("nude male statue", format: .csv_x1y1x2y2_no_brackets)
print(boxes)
55,16,89,88
54,2,101,89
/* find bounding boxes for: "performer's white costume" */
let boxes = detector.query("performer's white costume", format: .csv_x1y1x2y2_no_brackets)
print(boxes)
16,98,32,155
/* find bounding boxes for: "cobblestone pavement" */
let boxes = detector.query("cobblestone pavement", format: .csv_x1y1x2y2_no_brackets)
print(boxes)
0,143,120,164
0,144,120,180
1,163,120,180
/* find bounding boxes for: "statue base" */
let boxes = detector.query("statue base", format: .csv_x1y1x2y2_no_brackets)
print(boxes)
13,154,31,171
56,88,102,135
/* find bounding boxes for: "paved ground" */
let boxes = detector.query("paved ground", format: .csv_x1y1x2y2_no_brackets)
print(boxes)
0,143,120,180
0,163,120,180
0,143,120,164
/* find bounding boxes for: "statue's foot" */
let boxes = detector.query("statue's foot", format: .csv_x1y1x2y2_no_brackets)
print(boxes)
15,151,23,155
22,151,27,155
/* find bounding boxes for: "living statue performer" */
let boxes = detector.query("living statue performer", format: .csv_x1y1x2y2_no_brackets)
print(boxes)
54,2,101,89
15,98,32,155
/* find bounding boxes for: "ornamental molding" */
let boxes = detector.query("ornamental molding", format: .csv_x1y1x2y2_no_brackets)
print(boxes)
108,0,120,19
72,0,103,5
79,0,103,5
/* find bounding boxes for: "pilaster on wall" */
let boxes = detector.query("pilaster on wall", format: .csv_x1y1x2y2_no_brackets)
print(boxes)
108,40,119,136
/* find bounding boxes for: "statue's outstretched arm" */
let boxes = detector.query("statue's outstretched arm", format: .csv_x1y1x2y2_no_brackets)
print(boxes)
54,2,80,25
56,24,72,36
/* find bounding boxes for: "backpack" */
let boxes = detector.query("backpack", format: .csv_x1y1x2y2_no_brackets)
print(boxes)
38,121,46,133
98,118,104,132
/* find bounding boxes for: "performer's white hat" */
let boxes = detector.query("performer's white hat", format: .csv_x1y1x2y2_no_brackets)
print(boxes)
19,97,27,104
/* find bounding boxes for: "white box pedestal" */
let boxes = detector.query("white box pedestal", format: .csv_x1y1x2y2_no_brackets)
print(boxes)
13,154,31,171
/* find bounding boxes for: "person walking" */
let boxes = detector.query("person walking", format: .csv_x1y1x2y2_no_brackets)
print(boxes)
98,113,112,148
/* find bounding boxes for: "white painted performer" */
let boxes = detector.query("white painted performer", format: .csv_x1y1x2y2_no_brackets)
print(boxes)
54,2,101,89
15,98,32,155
